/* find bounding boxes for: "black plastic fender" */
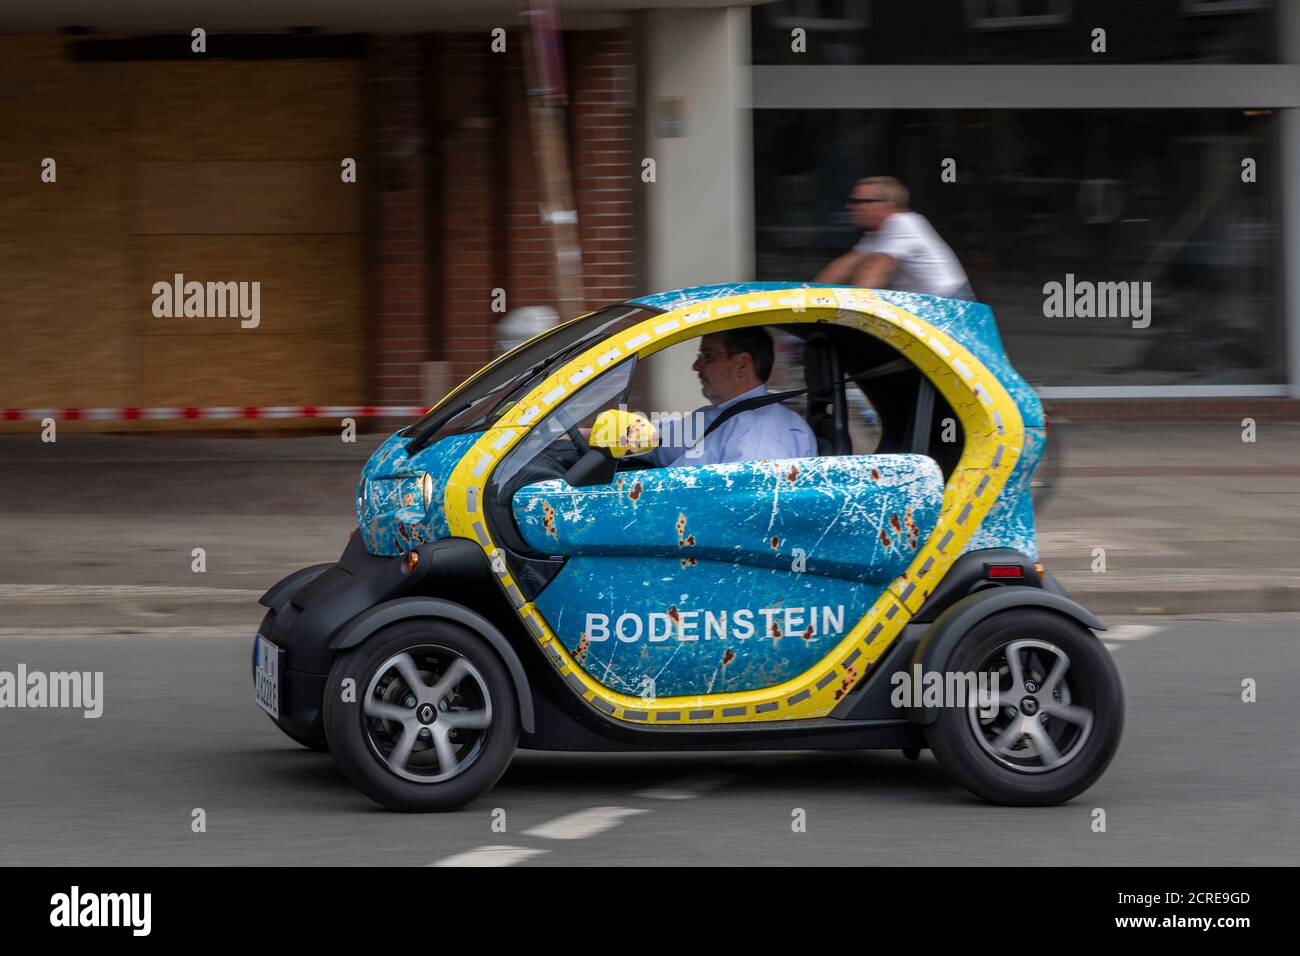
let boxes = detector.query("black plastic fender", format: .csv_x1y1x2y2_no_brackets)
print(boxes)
907,586,1106,725
330,597,535,734
259,563,334,614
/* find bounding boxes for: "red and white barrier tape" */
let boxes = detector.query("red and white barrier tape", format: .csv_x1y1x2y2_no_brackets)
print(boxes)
2,406,430,422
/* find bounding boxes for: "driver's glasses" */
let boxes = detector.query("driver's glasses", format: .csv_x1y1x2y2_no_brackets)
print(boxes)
695,349,730,364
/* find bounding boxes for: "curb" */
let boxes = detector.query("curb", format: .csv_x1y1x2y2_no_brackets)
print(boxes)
1059,583,1300,616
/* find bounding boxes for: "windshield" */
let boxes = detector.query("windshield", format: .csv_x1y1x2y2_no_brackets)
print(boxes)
403,304,662,448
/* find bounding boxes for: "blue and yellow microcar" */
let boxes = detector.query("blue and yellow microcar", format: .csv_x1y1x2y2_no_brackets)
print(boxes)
253,283,1123,810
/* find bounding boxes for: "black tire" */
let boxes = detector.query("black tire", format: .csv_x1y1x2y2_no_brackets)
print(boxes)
323,619,518,812
924,608,1123,806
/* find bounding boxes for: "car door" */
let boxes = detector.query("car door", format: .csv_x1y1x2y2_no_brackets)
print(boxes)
508,449,945,701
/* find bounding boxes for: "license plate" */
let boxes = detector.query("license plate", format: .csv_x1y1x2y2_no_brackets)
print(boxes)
253,635,282,719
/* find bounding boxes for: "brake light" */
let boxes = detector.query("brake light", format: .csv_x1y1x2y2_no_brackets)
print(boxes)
985,564,1024,579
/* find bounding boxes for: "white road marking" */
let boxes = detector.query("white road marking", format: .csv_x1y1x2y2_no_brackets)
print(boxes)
635,788,701,801
635,775,734,800
431,801,662,866
1105,625,1164,641
428,845,547,867
1102,624,1163,653
523,806,647,840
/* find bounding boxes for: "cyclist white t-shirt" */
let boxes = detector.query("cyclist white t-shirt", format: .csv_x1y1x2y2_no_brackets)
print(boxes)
854,211,973,300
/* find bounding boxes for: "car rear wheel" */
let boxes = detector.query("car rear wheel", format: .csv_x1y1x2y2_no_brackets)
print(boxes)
323,619,518,812
924,608,1123,806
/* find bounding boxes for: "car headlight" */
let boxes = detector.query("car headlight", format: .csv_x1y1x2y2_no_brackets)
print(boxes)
420,472,433,510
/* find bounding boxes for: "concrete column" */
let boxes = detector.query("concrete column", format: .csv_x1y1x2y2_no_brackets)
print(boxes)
638,7,753,412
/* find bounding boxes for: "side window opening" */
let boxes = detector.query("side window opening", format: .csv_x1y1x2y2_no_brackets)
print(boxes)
626,323,818,465
831,325,964,477
512,319,961,479
923,384,965,478
624,319,960,471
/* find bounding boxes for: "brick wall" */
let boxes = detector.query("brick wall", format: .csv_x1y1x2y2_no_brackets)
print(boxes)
568,30,639,309
366,36,433,406
367,29,640,399
433,34,502,387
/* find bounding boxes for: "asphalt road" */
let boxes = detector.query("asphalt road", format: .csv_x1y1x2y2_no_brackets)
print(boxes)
0,616,1295,866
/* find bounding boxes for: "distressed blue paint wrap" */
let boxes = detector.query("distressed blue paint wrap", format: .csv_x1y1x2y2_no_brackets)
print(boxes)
532,555,877,698
870,290,1044,428
962,425,1045,561
514,454,943,584
629,282,811,311
357,430,483,556
863,291,1044,560
516,455,941,695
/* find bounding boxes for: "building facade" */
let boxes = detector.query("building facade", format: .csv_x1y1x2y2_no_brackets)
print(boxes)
2,1,1298,429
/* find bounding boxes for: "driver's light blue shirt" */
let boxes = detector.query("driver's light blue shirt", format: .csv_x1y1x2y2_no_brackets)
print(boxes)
647,384,817,468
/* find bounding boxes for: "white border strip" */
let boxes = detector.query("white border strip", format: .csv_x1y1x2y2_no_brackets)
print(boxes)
753,64,1300,110
1037,385,1289,399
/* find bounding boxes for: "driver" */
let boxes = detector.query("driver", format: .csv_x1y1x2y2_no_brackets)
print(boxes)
647,328,816,468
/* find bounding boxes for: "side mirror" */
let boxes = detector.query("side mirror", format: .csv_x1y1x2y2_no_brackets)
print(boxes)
589,409,659,459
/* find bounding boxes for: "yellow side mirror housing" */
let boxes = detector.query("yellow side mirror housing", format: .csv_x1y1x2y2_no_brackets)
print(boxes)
589,409,659,459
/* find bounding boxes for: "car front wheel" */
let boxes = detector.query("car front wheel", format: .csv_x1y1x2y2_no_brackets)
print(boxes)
323,619,518,812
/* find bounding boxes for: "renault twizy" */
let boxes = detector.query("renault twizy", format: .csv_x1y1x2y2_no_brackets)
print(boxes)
253,284,1123,810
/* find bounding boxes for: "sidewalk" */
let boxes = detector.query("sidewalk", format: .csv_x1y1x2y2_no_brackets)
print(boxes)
1,425,1298,621
1037,423,1300,614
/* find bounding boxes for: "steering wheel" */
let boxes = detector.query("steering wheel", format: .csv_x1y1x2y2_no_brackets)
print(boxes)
563,420,591,457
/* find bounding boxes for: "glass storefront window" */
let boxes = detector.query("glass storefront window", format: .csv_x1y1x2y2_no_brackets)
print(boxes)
753,108,1283,386
753,0,1276,65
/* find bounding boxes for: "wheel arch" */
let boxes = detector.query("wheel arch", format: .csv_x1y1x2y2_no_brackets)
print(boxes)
259,562,334,614
908,587,1106,725
330,597,535,734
